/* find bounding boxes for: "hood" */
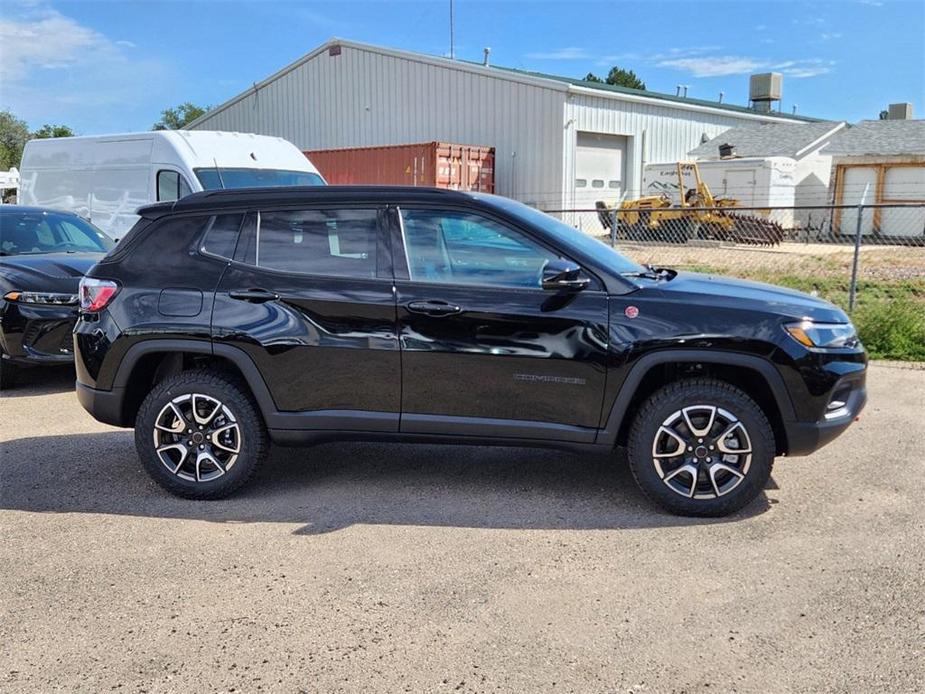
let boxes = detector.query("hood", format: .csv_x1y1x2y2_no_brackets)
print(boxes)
0,252,101,293
656,271,848,323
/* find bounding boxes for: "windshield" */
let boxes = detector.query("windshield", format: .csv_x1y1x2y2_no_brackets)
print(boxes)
195,168,325,190
483,195,647,276
0,211,114,256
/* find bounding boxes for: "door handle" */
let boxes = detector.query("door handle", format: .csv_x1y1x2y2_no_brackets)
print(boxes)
406,300,463,316
228,288,279,303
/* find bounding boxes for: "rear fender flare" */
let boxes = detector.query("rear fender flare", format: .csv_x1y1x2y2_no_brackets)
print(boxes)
111,339,278,422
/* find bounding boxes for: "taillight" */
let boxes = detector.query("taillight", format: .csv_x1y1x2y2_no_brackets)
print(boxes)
79,277,119,312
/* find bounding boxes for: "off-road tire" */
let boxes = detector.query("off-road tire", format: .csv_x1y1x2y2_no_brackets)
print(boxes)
627,378,775,517
135,369,268,499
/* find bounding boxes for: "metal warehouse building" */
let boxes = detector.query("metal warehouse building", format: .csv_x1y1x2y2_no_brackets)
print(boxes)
190,39,814,219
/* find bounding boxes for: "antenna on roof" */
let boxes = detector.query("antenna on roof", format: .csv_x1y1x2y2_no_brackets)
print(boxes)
449,0,455,59
213,158,226,189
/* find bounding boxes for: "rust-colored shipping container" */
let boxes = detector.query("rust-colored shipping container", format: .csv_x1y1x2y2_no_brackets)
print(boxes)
304,142,495,192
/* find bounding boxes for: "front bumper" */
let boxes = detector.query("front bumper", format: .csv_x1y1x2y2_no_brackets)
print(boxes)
783,368,867,456
0,300,78,366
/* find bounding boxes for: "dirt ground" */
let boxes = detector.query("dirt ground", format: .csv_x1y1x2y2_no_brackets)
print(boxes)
1,365,923,693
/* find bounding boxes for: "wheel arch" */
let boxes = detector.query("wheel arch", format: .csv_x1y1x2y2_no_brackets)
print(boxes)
112,340,278,426
598,350,796,455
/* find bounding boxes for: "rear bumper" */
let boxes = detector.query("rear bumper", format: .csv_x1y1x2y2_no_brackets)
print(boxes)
76,380,128,427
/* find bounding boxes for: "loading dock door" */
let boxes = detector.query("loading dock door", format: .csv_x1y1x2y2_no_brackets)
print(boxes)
574,132,627,232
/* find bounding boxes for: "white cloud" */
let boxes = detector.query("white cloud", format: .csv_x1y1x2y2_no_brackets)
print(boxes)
657,56,766,77
820,32,843,40
657,53,834,79
525,47,591,60
0,3,171,132
0,10,120,82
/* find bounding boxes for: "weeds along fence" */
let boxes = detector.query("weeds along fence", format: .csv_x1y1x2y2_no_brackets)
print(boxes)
546,203,925,359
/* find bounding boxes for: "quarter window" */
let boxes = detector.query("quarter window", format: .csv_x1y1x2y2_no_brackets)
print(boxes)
249,209,378,278
400,209,558,288
200,214,244,259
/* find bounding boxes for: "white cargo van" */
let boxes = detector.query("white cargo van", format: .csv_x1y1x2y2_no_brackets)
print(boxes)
19,130,325,238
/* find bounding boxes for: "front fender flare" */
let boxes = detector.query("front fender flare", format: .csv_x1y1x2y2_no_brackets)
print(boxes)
595,349,796,447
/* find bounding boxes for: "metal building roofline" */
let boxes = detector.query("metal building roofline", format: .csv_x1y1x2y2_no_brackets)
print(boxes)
189,38,823,128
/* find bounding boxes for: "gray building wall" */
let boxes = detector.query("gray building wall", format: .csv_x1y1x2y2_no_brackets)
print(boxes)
192,40,807,212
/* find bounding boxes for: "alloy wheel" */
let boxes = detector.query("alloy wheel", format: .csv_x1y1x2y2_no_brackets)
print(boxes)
651,404,752,500
152,394,242,483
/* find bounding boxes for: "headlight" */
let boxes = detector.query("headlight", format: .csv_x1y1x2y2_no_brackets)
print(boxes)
784,321,858,349
3,290,79,306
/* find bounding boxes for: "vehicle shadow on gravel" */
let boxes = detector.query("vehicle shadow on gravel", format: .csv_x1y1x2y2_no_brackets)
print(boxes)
0,366,74,398
0,431,772,533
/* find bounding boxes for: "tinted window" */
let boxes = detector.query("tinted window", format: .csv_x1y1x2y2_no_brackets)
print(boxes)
481,195,645,275
200,214,243,259
195,168,325,190
250,209,377,278
400,209,558,288
0,211,113,255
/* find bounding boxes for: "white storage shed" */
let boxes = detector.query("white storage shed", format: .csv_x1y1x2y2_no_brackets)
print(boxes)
189,39,815,230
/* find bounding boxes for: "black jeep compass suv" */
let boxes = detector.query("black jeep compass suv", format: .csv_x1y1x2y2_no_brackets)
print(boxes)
74,187,867,516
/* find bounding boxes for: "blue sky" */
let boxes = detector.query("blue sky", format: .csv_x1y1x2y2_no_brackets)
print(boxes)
2,0,923,134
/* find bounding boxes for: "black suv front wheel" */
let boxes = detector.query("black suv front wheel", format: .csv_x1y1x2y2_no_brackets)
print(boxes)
135,369,268,499
627,379,774,517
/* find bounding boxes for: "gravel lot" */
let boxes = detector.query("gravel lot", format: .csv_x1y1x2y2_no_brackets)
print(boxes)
1,364,923,693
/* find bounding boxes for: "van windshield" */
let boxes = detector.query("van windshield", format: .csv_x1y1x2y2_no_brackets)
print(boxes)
195,168,325,190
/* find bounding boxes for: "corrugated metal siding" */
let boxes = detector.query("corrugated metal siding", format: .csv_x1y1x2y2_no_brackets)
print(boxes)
192,45,566,207
564,93,764,205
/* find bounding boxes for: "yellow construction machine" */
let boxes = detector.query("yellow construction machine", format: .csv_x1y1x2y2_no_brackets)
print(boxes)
597,162,784,245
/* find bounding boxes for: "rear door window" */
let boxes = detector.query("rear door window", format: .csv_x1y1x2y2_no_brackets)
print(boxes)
241,209,379,278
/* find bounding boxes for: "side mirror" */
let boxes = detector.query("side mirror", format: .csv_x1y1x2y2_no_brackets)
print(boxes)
541,259,590,292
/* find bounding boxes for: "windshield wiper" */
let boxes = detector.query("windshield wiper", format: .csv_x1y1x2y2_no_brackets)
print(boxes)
621,264,674,280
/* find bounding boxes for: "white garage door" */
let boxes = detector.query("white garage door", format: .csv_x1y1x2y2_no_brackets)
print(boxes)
838,166,876,235
882,166,925,237
574,132,627,233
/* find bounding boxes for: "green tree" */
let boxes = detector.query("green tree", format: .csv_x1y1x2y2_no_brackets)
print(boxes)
153,102,209,130
0,111,30,170
32,124,76,139
583,66,646,91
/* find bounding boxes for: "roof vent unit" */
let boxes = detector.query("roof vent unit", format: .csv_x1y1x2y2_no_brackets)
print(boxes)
718,143,737,159
749,72,782,113
887,102,914,120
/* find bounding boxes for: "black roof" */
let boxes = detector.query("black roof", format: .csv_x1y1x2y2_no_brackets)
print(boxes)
139,186,488,218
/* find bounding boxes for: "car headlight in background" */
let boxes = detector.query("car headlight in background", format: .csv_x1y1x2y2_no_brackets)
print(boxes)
785,321,859,349
3,290,79,306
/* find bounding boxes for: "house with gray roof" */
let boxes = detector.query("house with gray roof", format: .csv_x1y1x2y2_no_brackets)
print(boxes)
826,119,925,237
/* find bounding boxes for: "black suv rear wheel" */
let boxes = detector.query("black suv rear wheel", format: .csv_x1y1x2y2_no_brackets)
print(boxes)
627,378,774,517
135,369,268,499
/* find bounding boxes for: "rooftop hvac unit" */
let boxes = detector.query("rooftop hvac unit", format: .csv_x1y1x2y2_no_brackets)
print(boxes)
749,72,782,113
887,103,914,120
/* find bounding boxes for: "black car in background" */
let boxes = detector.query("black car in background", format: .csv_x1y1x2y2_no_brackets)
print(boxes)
73,187,867,516
0,207,113,387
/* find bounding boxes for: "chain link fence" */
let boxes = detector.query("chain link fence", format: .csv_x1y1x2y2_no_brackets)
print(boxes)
547,203,925,311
